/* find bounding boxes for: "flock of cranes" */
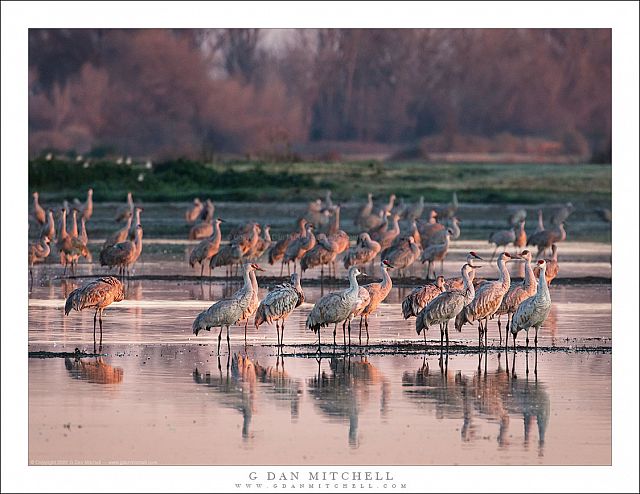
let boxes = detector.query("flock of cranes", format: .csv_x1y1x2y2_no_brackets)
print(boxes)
29,189,573,354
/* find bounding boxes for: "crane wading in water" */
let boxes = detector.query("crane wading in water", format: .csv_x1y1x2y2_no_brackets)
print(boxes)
255,273,305,347
510,260,552,352
64,276,125,352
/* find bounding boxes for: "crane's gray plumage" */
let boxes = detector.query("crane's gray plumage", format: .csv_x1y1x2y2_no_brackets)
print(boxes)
511,260,552,348
306,267,363,333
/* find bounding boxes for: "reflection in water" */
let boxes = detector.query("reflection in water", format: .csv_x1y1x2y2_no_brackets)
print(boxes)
254,354,302,420
402,352,549,455
307,355,389,448
193,353,257,441
64,357,124,385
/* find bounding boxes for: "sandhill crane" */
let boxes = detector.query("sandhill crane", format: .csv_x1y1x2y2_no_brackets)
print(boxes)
114,192,134,222
343,286,371,346
417,210,445,247
189,218,224,277
421,229,453,280
533,244,559,285
511,260,552,351
301,233,340,280
189,217,214,240
268,218,307,274
79,216,92,262
247,225,271,260
327,206,349,252
306,199,331,230
392,197,408,218
362,208,386,231
514,220,527,249
509,208,527,227
56,209,87,275
32,192,46,225
368,210,390,237
381,194,396,215
29,236,51,284
456,252,520,348
358,260,394,344
306,266,365,351
493,250,537,345
192,263,264,354
382,236,421,277
343,233,381,269
551,202,573,226
127,207,143,240
373,213,400,250
103,214,132,251
40,209,56,241
428,217,461,246
489,227,516,261
406,196,425,221
283,222,316,275
185,198,203,224
99,225,143,278
527,222,566,258
64,276,125,351
416,263,478,351
355,193,373,227
80,188,93,221
199,199,215,222
437,191,458,220
255,273,304,347
401,275,446,321
443,252,484,290
210,242,245,277
239,266,262,345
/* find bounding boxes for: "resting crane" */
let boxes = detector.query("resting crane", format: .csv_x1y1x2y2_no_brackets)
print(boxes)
511,260,552,351
255,273,304,347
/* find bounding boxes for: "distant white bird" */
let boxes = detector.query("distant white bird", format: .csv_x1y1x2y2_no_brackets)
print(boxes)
511,260,552,351
254,273,304,347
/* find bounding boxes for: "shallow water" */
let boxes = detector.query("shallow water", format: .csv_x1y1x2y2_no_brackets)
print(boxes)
29,276,611,465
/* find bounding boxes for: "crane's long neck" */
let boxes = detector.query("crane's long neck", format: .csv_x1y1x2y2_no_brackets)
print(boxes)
212,221,222,243
381,267,392,291
242,267,253,290
47,211,54,229
538,211,544,231
297,221,306,236
452,192,458,208
80,218,87,238
497,257,511,292
387,196,395,210
60,211,68,238
263,228,271,243
330,208,340,234
127,193,133,208
537,266,550,301
347,270,360,294
462,269,475,304
34,194,40,209
71,211,79,237
135,229,143,254
389,216,400,235
523,258,537,291
135,209,141,226
250,270,258,293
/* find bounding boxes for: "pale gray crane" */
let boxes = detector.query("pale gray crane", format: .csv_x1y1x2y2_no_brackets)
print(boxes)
358,260,394,344
488,227,516,261
343,233,381,270
306,266,365,351
192,263,264,354
254,273,304,347
551,202,573,226
416,263,478,351
511,260,552,351
99,225,143,278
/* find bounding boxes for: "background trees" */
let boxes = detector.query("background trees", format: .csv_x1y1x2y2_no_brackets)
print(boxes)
28,28,611,161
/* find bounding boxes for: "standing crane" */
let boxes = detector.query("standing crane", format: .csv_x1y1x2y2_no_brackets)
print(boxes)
401,276,446,320
417,210,445,247
534,209,545,234
127,207,143,240
358,260,394,344
355,193,374,228
381,194,396,215
513,220,527,249
306,266,365,352
444,252,484,290
114,192,134,222
29,236,51,284
32,192,46,225
64,276,125,352
80,188,93,221
192,263,264,354
493,250,537,345
406,196,425,221
382,236,421,277
372,213,400,250
527,223,566,259
301,233,340,280
511,260,552,351
551,202,574,226
420,229,454,280
103,213,133,250
40,209,56,241
255,273,304,347
189,218,224,277
488,227,516,262
283,222,316,275
247,225,272,260
456,252,521,348
268,218,307,275
343,233,381,270
99,225,143,278
185,198,203,224
416,263,478,352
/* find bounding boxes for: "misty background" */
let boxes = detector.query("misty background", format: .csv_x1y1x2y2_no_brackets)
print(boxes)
28,28,611,162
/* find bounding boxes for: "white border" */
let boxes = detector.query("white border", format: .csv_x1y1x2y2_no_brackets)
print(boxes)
2,1,638,493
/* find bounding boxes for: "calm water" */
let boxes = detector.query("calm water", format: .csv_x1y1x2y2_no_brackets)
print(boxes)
29,276,611,465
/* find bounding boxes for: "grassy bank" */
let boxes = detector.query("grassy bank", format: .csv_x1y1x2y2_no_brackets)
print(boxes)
29,158,611,205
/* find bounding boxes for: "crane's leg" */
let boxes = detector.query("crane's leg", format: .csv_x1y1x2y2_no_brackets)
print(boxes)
440,259,444,276
423,328,427,347
497,316,502,346
342,321,346,347
506,313,512,348
217,327,222,355
359,316,363,345
99,309,103,350
281,319,285,347
318,330,321,354
445,320,450,349
226,325,231,353
29,268,33,287
534,326,539,349
279,260,284,277
365,316,369,344
244,320,248,347
513,332,517,353
93,310,98,353
440,323,444,352
478,323,482,349
333,324,337,347
484,319,488,348
348,319,352,348
200,263,204,278
525,329,529,352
